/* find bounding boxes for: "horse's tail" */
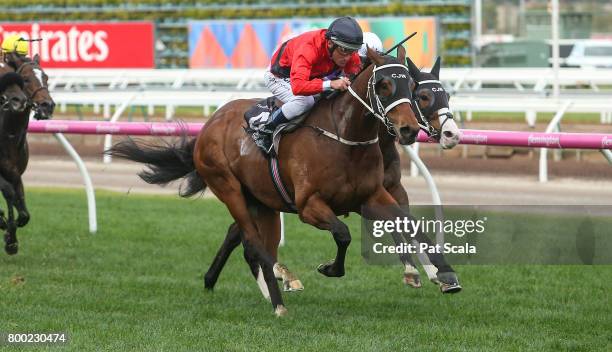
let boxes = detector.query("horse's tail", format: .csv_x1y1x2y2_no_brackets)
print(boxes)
107,134,206,198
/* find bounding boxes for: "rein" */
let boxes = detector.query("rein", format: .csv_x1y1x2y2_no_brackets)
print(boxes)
310,62,412,146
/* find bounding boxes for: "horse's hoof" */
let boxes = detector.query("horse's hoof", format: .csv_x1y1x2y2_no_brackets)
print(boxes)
16,217,29,228
403,272,422,288
5,242,18,255
283,279,304,292
437,272,462,294
317,261,344,277
203,275,216,291
274,305,288,317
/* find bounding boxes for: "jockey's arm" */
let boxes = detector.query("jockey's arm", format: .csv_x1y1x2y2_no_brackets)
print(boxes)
289,48,325,96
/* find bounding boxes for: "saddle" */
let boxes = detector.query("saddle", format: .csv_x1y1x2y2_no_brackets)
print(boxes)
243,97,303,212
243,96,308,156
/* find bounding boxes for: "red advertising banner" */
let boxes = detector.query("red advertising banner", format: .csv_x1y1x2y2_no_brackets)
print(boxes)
0,22,155,68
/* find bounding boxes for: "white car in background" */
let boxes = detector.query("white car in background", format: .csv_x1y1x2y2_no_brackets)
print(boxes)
564,40,612,68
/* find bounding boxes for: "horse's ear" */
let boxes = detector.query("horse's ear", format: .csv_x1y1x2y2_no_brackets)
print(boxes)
367,45,385,66
405,56,420,78
396,45,406,63
33,54,40,64
431,56,441,79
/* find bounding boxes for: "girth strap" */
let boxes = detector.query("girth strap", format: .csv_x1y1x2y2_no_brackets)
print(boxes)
268,157,297,212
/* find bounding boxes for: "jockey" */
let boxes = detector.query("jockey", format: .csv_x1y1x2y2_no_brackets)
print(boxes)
358,32,384,64
260,16,363,133
1,35,29,57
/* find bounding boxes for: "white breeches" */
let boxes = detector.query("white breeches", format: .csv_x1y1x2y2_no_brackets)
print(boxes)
264,71,315,119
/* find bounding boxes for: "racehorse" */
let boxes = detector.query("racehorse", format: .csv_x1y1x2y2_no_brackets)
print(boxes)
202,56,462,294
0,53,55,254
110,47,459,316
0,63,29,254
4,53,55,120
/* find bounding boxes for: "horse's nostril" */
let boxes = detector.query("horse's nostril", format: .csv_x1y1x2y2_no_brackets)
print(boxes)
443,130,455,138
10,96,25,107
399,127,417,139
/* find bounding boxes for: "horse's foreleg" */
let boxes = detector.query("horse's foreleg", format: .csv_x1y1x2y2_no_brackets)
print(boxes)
0,176,18,255
13,177,29,228
366,188,461,293
299,194,351,278
385,182,425,288
204,222,242,291
0,208,6,230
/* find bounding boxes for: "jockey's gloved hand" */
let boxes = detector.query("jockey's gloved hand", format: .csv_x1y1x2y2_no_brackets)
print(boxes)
331,77,351,91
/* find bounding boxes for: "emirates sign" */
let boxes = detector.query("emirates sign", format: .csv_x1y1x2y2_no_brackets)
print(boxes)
0,22,155,68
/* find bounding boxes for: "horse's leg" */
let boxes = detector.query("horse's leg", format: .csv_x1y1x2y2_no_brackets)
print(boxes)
204,215,303,295
298,194,351,278
251,204,303,293
204,222,242,291
13,177,29,228
366,188,461,293
204,172,287,316
0,207,6,230
381,140,427,287
0,176,18,255
385,182,424,288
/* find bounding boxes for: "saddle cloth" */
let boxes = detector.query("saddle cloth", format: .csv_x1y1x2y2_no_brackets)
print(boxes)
243,97,307,156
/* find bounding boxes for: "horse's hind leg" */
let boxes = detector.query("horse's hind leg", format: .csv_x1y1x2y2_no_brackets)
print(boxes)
249,204,303,293
298,194,351,278
0,177,18,255
204,222,242,291
202,170,286,315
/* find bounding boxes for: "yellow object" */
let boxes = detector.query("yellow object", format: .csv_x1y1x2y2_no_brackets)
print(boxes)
1,35,29,55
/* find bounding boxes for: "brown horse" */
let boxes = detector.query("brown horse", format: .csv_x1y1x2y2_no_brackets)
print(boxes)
5,53,55,120
110,47,458,316
202,56,462,294
0,53,55,254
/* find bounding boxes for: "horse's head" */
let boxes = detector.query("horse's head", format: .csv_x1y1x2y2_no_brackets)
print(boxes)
365,46,420,145
6,53,55,120
0,62,27,113
406,56,460,149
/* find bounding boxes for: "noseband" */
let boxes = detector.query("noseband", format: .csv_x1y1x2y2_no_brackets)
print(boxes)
16,61,51,116
412,79,454,139
348,63,413,137
16,61,49,101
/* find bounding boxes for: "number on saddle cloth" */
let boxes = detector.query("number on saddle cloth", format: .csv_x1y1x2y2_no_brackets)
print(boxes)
244,96,279,132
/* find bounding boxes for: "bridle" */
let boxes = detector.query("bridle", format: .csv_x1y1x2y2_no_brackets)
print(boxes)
16,61,49,100
15,60,51,117
411,79,454,140
347,63,413,138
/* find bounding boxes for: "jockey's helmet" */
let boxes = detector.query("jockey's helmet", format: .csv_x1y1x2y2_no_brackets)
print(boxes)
1,35,29,55
325,17,363,51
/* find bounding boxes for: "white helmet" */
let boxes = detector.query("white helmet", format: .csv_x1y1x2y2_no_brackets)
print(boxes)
358,32,383,58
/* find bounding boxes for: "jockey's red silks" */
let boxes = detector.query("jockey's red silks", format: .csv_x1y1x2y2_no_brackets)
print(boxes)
270,29,360,96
